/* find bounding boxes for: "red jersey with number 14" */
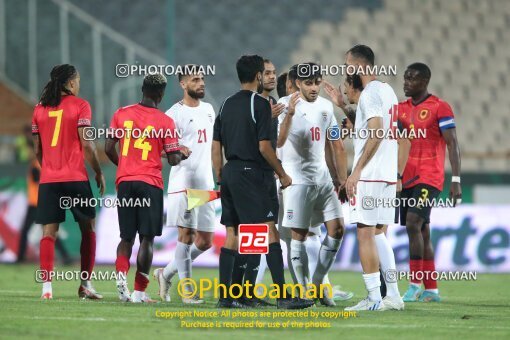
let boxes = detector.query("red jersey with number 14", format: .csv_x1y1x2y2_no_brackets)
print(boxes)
398,95,456,191
31,95,91,184
110,103,180,189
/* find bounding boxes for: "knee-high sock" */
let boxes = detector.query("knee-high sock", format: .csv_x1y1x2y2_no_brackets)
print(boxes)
312,235,342,286
40,236,55,282
290,239,309,287
174,242,192,284
255,254,267,285
244,254,261,296
409,259,423,286
134,271,149,292
283,239,297,284
219,247,236,301
80,230,96,285
305,234,321,278
163,243,205,281
231,253,248,297
423,259,438,293
374,233,399,297
266,242,286,292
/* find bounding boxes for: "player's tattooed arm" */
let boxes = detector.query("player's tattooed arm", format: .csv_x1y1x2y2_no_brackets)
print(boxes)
276,92,299,148
345,117,383,198
32,134,43,166
442,128,462,205
80,127,105,196
212,140,223,184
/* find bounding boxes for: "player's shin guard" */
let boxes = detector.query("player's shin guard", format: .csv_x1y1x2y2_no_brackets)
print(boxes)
40,236,55,282
266,242,286,292
219,247,236,301
80,230,96,285
312,235,342,286
423,259,438,293
290,239,310,287
375,233,400,297
134,271,149,292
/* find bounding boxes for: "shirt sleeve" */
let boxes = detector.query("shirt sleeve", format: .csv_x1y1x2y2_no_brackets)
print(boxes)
255,96,272,141
31,109,39,135
437,100,456,131
77,100,92,127
327,102,339,129
164,117,180,154
213,114,221,142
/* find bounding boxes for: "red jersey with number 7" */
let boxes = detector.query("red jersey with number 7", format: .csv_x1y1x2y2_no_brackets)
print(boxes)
31,95,91,184
110,103,180,189
398,95,456,191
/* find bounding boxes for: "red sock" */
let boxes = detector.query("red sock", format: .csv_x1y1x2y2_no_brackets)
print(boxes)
409,259,423,285
134,271,149,292
115,255,130,275
40,236,55,282
423,259,438,290
80,230,96,278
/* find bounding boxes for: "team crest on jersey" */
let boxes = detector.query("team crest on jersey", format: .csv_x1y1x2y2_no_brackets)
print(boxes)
418,109,430,121
208,113,213,123
322,112,328,121
287,210,294,220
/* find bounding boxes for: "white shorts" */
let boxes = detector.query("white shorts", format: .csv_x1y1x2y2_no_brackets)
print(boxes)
166,192,216,232
348,181,396,226
281,182,342,230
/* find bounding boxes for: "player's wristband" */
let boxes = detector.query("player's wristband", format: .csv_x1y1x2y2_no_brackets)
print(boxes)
397,173,403,180
451,176,461,183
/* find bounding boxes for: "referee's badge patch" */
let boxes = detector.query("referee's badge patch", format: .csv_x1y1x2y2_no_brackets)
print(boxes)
287,210,294,220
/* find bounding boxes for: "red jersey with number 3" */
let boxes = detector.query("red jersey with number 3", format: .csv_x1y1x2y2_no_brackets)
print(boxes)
398,95,456,191
31,95,91,184
110,103,180,189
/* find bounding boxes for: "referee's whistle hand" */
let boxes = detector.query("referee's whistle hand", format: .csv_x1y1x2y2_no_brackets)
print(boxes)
279,173,292,190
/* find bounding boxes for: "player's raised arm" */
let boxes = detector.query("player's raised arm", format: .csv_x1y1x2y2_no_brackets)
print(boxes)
276,91,299,148
79,127,105,196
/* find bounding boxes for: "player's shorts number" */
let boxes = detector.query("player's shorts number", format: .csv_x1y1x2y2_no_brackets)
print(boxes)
48,109,63,147
121,120,155,160
417,188,429,208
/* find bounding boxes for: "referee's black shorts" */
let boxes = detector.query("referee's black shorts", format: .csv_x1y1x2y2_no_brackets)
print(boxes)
117,180,163,240
36,181,96,225
220,161,278,226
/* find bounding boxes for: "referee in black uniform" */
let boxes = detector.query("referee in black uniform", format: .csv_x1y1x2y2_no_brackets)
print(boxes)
212,55,313,309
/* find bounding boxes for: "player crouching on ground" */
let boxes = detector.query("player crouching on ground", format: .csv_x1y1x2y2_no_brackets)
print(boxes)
105,74,190,303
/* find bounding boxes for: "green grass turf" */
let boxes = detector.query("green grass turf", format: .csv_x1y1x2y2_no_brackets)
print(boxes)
0,264,509,339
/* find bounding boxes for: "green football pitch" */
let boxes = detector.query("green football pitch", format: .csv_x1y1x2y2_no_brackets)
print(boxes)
0,264,509,339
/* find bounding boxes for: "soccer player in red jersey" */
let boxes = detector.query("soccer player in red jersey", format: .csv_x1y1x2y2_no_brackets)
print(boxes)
105,73,190,303
398,63,462,302
32,64,105,300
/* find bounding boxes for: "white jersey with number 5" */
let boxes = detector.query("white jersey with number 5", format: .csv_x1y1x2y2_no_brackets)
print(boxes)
165,101,215,192
277,95,338,185
353,81,398,183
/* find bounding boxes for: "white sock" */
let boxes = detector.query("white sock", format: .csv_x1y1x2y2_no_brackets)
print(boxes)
425,288,439,294
363,272,382,302
284,238,298,284
312,235,342,285
255,254,267,284
163,242,205,281
375,233,400,298
42,282,52,294
175,242,192,279
290,239,309,286
133,290,144,300
305,234,321,278
80,279,91,288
